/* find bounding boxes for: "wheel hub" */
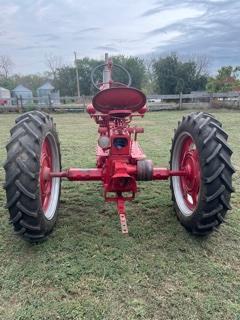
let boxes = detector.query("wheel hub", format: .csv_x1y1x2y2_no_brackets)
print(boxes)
39,138,53,213
179,137,200,210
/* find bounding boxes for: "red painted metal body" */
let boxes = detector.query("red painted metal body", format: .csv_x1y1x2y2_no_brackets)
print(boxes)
40,137,53,213
48,57,190,233
178,136,200,210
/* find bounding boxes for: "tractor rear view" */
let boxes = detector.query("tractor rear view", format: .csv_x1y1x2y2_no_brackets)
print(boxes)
4,54,235,242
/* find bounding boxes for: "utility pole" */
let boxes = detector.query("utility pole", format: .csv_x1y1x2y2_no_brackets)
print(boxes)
74,51,80,102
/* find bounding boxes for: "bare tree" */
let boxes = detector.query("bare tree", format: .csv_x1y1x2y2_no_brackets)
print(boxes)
144,54,158,94
0,55,14,79
45,54,63,80
180,53,210,77
189,54,210,76
144,55,155,80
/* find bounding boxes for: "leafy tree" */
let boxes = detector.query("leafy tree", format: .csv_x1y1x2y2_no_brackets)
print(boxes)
153,54,179,94
153,54,208,94
111,55,146,89
54,55,146,96
54,66,76,96
206,66,240,92
77,57,104,95
53,57,104,96
0,77,16,91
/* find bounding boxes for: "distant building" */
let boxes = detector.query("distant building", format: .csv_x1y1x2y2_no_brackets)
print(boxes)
37,82,60,106
37,82,55,97
12,85,33,105
0,87,11,105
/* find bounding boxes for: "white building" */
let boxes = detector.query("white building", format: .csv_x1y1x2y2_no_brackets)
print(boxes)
0,87,11,105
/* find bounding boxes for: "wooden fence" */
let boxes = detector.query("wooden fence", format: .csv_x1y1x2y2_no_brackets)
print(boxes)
1,91,240,113
147,91,240,111
0,96,93,113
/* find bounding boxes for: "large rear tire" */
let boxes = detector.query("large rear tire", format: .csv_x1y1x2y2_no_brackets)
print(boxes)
4,111,61,242
170,112,234,235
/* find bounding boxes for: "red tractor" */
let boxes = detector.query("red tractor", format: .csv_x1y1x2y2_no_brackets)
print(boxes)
4,56,234,241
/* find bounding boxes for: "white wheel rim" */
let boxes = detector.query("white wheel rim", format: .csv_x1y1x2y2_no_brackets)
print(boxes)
39,133,60,220
171,131,200,217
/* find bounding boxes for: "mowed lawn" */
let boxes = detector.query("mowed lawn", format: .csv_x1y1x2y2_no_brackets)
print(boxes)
0,110,239,320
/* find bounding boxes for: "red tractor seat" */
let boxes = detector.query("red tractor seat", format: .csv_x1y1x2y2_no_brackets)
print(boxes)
92,87,147,114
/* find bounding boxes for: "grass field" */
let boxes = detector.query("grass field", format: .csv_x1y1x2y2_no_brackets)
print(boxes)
0,111,239,320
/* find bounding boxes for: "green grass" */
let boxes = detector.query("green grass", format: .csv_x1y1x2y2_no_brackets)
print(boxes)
0,111,240,320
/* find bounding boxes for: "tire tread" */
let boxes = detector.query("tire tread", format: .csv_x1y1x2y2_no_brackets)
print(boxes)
4,111,61,242
170,112,234,236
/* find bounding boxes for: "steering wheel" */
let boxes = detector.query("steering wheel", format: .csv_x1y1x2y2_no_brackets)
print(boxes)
91,63,132,90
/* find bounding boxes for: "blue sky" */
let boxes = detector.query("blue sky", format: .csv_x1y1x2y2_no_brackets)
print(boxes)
0,0,239,74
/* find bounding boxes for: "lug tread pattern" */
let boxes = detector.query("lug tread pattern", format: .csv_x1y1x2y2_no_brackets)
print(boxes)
4,168,21,189
6,130,25,150
203,205,223,218
205,143,222,164
16,201,38,218
14,227,26,235
205,164,224,184
16,158,36,180
10,211,22,224
19,138,37,160
15,180,36,200
19,220,41,231
6,191,20,209
23,122,40,141
4,111,61,242
170,112,235,236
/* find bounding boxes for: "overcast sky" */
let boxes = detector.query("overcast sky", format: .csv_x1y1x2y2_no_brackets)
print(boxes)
0,0,239,74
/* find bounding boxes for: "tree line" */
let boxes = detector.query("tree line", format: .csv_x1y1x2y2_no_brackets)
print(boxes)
1,53,240,96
